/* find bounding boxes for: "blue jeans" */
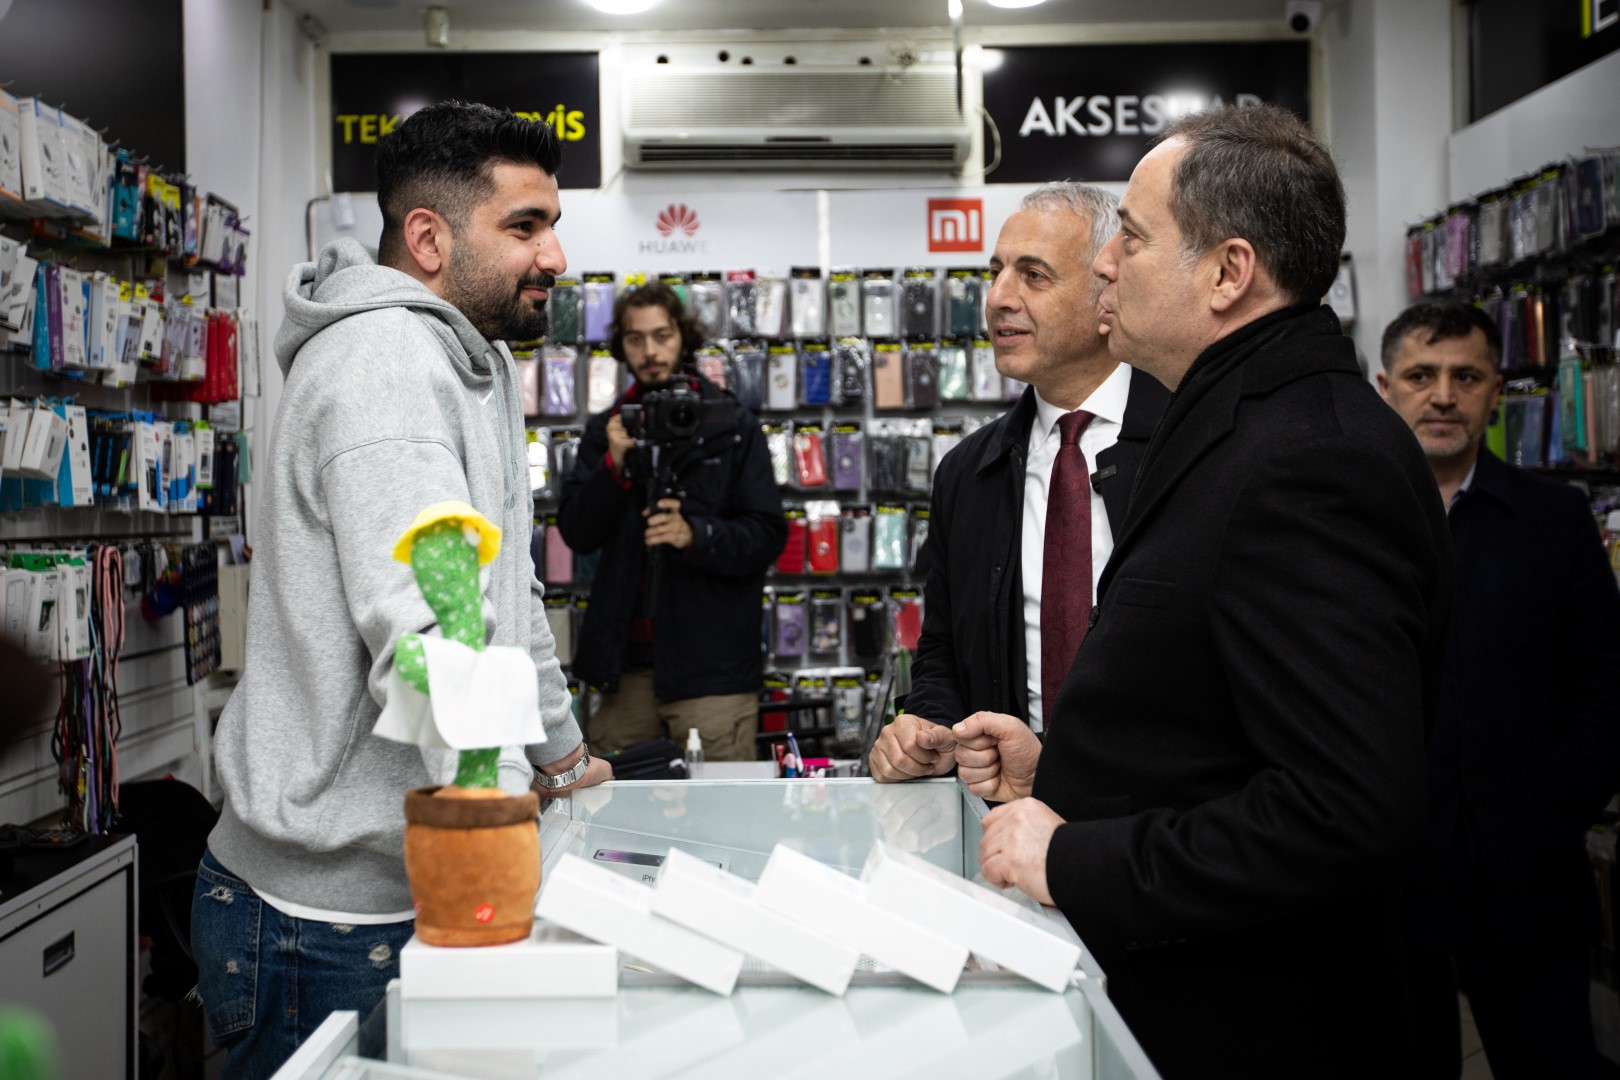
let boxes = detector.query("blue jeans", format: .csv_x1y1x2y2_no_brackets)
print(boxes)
190,849,415,1080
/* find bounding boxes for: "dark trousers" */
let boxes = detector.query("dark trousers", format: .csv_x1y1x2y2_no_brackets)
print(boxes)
1404,938,1599,1080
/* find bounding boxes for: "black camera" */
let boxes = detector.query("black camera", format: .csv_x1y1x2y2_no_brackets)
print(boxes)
620,381,735,447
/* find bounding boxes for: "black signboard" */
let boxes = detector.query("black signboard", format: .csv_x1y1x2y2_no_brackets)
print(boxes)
981,43,1310,184
1468,0,1620,122
0,0,185,170
330,52,601,192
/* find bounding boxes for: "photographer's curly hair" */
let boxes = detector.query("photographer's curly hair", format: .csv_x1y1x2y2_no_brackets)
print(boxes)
609,282,702,371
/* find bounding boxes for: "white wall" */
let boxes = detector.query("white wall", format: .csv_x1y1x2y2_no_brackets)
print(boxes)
1448,48,1620,203
1319,0,1454,376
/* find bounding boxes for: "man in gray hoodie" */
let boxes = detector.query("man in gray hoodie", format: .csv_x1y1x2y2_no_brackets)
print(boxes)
191,102,607,1079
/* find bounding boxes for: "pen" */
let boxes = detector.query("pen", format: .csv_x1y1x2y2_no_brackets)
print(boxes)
785,732,801,778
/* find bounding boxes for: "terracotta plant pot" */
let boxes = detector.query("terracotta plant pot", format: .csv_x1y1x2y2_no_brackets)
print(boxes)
403,785,541,947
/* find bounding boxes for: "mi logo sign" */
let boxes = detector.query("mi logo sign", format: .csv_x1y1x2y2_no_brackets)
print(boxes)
928,198,983,253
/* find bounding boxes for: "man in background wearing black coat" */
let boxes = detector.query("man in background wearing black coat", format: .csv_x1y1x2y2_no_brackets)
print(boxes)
869,183,1168,782
559,284,786,760
1379,300,1620,1080
955,104,1453,1077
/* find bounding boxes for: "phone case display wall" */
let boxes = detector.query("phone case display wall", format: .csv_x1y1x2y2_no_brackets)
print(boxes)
1404,152,1620,474
0,78,255,832
524,264,1020,746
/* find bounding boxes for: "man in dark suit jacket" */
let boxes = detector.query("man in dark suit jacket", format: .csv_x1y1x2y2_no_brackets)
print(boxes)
956,105,1453,1077
1379,300,1620,1080
869,183,1168,782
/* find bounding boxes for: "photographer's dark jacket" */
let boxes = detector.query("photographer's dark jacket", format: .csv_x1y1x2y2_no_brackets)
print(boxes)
558,376,787,700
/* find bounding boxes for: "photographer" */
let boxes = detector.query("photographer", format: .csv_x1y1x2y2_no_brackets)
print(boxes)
558,283,786,761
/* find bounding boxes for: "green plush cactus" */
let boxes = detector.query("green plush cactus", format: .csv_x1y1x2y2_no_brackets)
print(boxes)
391,504,504,789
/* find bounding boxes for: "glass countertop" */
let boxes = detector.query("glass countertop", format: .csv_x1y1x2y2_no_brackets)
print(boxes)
280,779,1161,1080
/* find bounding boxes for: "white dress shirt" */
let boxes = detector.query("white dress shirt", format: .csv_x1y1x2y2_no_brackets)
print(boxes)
1023,362,1132,732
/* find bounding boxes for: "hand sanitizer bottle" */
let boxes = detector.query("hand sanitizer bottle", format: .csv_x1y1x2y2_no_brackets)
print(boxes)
684,727,704,777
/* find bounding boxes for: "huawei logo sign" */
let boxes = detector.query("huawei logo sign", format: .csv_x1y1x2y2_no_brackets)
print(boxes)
655,203,701,237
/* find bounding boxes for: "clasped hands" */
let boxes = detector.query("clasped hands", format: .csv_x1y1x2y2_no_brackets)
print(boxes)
869,710,1060,905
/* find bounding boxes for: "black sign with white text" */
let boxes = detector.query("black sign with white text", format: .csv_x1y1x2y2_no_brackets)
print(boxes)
329,52,601,192
981,43,1310,184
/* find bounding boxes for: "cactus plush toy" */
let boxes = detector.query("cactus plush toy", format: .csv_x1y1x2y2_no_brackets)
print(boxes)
374,501,546,784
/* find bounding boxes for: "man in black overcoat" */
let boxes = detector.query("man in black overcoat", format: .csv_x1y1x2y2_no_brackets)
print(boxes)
955,104,1453,1078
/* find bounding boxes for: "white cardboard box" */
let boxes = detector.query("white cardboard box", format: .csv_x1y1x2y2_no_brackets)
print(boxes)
652,847,860,996
16,401,67,481
862,840,1081,993
55,404,94,508
398,923,618,1000
757,844,968,993
0,89,23,211
537,852,743,995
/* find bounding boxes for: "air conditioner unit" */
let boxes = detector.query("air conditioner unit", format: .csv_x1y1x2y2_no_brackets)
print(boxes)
623,65,970,171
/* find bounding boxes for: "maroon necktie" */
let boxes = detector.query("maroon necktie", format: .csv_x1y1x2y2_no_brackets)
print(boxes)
1040,410,1094,727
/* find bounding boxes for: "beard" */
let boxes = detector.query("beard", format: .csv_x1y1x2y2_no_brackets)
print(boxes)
444,246,553,343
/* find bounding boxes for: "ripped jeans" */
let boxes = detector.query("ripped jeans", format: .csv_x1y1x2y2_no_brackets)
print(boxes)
190,849,415,1080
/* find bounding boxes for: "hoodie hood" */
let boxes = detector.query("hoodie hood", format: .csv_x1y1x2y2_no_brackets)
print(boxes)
276,237,498,379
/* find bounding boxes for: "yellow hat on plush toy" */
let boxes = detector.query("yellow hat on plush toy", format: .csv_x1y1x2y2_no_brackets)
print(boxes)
393,501,503,566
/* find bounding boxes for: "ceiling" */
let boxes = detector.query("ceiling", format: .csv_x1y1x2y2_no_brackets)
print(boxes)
291,0,1292,36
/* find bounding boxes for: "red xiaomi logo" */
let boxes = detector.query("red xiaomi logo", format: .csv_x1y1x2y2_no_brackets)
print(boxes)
927,198,983,252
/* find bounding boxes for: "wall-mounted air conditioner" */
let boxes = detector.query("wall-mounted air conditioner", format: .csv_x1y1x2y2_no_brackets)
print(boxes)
623,65,970,171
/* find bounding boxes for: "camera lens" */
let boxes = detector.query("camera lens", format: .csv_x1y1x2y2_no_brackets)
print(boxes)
668,400,700,437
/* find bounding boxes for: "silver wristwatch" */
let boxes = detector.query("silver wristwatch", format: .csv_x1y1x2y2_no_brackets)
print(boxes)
534,745,591,789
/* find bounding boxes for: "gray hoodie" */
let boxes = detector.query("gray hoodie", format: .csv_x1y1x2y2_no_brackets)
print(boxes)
208,238,580,914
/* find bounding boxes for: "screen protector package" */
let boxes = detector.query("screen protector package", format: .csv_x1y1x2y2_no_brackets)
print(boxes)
810,588,843,657
725,269,758,339
831,669,865,743
827,268,862,338
829,422,863,492
873,503,909,571
515,352,541,418
800,340,832,405
902,419,932,495
773,589,807,658
544,513,573,582
688,273,726,342
790,267,826,339
931,421,963,482
872,341,905,410
582,273,616,343
904,341,940,410
730,340,766,411
765,344,799,411
542,344,578,417
841,505,872,572
805,499,840,573
938,341,970,401
832,336,868,404
945,268,982,338
900,268,939,339
848,587,888,660
867,420,901,493
755,274,789,340
861,269,897,338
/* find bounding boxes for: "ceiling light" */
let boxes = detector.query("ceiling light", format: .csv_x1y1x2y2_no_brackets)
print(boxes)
948,0,963,19
586,0,662,14
982,0,1049,9
424,6,449,47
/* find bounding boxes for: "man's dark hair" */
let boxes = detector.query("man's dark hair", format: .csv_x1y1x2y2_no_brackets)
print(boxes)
609,283,701,368
1379,300,1503,372
375,101,562,268
1157,103,1345,307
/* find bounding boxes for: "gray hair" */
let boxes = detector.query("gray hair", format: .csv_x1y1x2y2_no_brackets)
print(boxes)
1157,103,1345,306
1019,182,1120,268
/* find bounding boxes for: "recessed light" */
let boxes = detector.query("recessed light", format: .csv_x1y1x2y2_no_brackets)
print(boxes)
982,0,1049,9
586,0,661,14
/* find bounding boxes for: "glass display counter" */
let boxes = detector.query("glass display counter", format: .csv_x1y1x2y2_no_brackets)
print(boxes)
275,778,1162,1080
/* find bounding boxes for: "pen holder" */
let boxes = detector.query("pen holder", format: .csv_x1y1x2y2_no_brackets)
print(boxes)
404,786,541,947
